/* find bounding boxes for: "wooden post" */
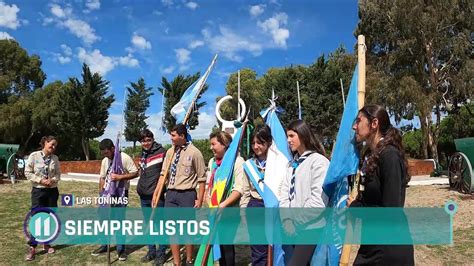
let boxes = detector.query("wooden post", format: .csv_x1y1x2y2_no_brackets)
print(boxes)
357,35,366,109
339,34,366,266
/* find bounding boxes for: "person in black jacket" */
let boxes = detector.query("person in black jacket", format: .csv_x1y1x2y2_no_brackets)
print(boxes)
136,129,168,264
349,104,414,265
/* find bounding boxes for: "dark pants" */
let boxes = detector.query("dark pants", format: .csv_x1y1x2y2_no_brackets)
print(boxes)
248,198,268,266
284,245,316,266
29,187,59,247
98,190,129,254
219,245,235,266
164,189,197,207
140,195,167,254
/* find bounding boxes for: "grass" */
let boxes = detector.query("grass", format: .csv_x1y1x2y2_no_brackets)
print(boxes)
0,180,151,265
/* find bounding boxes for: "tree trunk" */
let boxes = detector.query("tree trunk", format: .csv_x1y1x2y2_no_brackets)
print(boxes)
133,141,136,150
81,136,90,161
419,110,430,159
419,109,440,162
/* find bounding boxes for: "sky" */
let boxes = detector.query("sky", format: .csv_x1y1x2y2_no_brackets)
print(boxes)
0,0,360,145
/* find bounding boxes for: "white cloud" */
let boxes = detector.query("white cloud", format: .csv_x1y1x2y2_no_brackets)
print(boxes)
161,65,175,75
0,1,21,29
189,111,217,140
131,33,152,50
118,53,139,67
189,40,204,49
51,44,73,64
50,4,70,18
78,48,116,75
63,18,100,44
61,44,72,56
249,4,265,17
201,26,262,62
46,4,100,45
185,2,198,10
153,10,163,16
77,48,139,75
85,0,101,11
174,48,191,65
0,31,13,40
161,0,174,7
57,55,71,64
258,12,290,48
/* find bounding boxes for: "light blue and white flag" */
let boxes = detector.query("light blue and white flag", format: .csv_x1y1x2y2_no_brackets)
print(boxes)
312,64,360,266
170,54,218,124
244,91,292,266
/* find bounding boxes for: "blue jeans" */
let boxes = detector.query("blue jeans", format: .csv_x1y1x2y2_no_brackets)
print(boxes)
140,195,167,254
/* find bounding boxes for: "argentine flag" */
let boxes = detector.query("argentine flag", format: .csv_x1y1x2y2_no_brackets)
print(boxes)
170,54,217,124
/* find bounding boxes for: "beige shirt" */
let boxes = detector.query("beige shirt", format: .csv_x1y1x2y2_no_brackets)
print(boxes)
161,143,206,190
100,152,138,190
25,151,61,188
207,156,250,207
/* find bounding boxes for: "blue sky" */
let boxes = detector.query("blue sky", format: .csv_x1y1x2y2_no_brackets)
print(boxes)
1,0,360,145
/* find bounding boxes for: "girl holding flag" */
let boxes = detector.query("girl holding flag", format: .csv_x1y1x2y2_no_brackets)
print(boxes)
241,125,273,266
279,120,329,265
207,130,247,265
349,104,414,265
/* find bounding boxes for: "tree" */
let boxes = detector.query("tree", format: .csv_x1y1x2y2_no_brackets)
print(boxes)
0,40,46,148
124,78,153,149
158,73,208,133
438,103,474,166
356,0,473,161
57,64,114,160
0,40,46,104
220,68,266,122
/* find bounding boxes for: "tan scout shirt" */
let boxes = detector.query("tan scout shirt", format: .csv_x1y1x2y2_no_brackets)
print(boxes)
25,151,61,189
100,152,138,190
162,143,206,190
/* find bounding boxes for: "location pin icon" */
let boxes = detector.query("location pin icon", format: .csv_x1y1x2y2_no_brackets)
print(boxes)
64,195,70,205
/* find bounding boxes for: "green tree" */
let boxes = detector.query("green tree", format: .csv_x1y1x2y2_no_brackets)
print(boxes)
357,0,473,161
0,40,46,104
438,103,474,166
158,73,208,132
220,69,266,122
0,40,46,148
57,64,114,160
124,78,153,149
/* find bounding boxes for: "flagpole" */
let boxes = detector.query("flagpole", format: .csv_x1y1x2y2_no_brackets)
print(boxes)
340,78,346,107
152,54,218,208
159,87,166,143
339,34,366,266
238,70,241,119
297,80,302,120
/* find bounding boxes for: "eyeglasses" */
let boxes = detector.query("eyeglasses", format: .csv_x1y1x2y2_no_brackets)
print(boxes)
140,138,153,143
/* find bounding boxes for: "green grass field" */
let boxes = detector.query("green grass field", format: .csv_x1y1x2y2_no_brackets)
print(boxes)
0,180,472,265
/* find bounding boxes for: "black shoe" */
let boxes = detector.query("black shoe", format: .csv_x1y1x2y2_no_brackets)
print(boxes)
118,251,128,261
185,260,194,266
91,246,107,256
141,251,156,262
153,250,166,265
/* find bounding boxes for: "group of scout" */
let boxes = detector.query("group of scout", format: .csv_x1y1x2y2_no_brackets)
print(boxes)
25,104,414,265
